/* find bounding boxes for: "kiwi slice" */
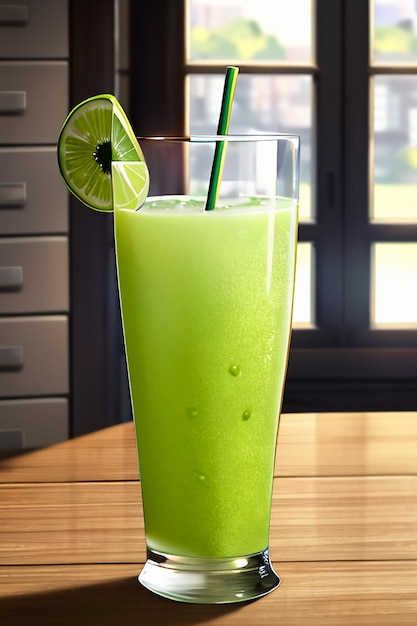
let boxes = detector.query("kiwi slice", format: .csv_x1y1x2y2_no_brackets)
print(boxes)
57,94,149,212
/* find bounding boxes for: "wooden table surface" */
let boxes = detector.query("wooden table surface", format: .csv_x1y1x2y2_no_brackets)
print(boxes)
1,411,417,625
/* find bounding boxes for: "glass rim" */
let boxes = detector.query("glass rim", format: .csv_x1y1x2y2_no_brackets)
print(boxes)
137,134,300,143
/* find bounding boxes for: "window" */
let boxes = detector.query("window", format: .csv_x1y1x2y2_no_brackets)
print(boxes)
130,0,417,411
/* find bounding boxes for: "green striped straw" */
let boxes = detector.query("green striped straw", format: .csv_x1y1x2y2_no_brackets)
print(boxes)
205,66,239,211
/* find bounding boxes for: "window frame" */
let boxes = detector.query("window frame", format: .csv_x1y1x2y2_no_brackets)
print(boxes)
129,0,417,412
345,0,417,349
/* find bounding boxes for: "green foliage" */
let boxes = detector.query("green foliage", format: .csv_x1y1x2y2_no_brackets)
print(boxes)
222,18,263,39
374,25,417,56
253,34,285,60
395,146,417,171
380,146,417,184
191,29,238,59
190,18,285,61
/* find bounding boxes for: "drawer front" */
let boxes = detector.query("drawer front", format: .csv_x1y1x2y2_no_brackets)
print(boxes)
0,61,68,144
0,397,68,449
0,316,68,397
0,237,69,313
0,0,68,59
0,147,68,235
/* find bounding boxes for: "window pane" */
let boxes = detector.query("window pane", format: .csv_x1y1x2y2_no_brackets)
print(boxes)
372,243,417,326
293,242,314,326
372,0,417,64
372,75,417,222
188,74,313,219
187,0,313,63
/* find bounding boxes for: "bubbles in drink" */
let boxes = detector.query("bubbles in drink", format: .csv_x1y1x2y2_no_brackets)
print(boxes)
242,410,251,421
228,364,240,377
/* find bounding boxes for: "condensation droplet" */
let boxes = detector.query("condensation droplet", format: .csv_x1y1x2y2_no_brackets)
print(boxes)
228,364,240,377
197,473,206,482
188,407,198,418
242,410,251,421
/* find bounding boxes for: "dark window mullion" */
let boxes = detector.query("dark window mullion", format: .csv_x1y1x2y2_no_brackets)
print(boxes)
344,0,371,343
314,0,344,339
129,0,185,136
185,64,317,75
290,0,345,357
369,223,417,241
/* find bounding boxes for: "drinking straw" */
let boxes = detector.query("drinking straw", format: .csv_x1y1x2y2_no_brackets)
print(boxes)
205,65,239,211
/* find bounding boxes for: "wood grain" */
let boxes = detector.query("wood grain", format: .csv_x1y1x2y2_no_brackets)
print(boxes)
0,421,139,483
1,476,417,565
1,411,417,625
276,411,417,476
1,412,417,483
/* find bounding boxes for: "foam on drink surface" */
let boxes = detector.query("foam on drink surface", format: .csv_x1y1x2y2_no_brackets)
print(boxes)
140,195,290,215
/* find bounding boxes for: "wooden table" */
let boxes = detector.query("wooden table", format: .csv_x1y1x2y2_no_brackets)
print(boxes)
1,412,417,625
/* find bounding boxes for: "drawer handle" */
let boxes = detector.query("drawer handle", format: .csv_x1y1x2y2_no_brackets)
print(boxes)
0,346,23,370
0,266,23,291
0,4,28,25
0,91,26,114
0,182,26,208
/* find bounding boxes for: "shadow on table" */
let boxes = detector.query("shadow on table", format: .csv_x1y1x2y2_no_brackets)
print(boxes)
1,575,247,626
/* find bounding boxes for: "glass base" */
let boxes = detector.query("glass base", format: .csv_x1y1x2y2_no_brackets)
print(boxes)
138,547,280,604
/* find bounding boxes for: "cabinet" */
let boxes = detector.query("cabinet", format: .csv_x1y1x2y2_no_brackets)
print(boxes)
0,0,69,449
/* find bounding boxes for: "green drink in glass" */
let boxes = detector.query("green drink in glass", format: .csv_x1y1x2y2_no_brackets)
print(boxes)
57,91,299,604
114,135,299,603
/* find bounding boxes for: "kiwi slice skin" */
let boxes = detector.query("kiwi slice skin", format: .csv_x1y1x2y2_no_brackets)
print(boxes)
57,94,147,212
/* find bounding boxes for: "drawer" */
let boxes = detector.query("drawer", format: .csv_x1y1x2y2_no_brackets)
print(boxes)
0,0,68,59
0,147,68,235
0,397,68,449
0,316,68,397
0,237,69,314
0,61,68,144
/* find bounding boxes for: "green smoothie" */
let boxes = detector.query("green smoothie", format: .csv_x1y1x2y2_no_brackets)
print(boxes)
115,195,297,559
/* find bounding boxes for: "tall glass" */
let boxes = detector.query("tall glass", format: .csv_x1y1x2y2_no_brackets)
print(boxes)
114,135,299,604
